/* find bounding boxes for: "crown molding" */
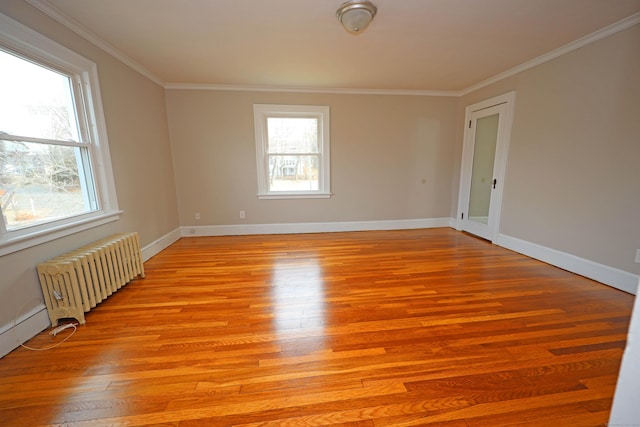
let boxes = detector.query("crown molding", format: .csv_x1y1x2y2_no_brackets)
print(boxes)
163,82,461,97
460,11,640,96
23,2,640,97
26,0,165,87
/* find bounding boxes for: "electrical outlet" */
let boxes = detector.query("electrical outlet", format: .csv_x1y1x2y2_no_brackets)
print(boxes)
635,249,640,264
195,212,200,220
239,210,246,219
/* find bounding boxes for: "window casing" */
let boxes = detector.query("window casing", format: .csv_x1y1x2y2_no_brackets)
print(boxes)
0,12,119,256
253,104,331,199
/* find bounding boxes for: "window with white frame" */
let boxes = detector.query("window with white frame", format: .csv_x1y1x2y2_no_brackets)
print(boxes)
253,104,331,198
0,13,119,255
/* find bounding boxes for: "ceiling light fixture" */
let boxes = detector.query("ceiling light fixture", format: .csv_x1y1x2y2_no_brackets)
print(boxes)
336,0,377,35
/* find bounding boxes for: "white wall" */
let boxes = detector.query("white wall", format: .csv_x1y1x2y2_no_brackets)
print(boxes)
609,278,640,425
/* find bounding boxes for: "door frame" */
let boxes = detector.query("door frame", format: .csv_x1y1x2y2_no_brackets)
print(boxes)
456,91,516,242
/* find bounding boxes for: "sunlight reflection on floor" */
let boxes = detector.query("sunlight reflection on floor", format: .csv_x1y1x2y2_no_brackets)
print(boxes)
270,258,326,334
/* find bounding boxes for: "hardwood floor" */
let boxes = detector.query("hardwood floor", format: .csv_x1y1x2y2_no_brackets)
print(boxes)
0,228,634,426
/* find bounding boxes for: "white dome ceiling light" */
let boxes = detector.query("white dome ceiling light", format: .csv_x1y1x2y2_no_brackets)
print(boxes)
336,0,378,35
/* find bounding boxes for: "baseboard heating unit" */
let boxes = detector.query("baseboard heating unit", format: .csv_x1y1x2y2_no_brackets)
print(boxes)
37,232,145,326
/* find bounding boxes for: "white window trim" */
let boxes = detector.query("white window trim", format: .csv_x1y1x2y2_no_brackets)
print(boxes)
0,12,120,256
253,104,331,199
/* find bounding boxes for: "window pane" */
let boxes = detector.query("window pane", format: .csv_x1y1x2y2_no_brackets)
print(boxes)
268,155,319,192
0,139,95,230
267,118,318,154
0,49,80,142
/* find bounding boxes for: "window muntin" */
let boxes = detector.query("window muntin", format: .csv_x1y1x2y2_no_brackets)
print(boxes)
254,105,330,198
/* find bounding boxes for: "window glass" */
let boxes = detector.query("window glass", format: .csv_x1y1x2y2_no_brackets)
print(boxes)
266,117,320,192
267,118,318,153
268,155,319,192
0,50,80,142
0,140,96,230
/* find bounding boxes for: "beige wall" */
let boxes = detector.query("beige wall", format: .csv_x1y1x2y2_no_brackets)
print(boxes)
166,90,458,225
461,23,640,275
0,2,179,336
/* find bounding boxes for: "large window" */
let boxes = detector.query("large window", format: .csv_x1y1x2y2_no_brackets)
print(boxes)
0,13,119,255
253,104,331,198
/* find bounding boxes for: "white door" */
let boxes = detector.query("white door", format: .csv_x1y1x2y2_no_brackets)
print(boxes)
457,92,515,242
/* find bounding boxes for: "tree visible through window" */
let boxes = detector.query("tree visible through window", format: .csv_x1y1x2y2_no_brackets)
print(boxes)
254,105,331,198
267,117,319,191
0,48,97,230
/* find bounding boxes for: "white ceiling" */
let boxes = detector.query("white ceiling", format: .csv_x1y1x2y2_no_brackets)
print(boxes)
30,0,640,94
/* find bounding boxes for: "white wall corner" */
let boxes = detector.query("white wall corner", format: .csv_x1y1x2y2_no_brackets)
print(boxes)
496,234,639,295
0,304,49,358
141,228,182,262
609,277,640,424
181,217,456,237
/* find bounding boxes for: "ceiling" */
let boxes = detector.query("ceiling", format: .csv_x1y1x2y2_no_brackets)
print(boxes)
29,0,640,94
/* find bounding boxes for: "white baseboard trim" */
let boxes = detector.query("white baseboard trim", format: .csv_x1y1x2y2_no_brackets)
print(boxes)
497,234,639,295
0,304,49,358
180,217,455,237
141,227,182,261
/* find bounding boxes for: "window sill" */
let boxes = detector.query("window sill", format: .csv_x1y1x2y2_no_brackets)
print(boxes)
257,192,332,200
0,210,122,257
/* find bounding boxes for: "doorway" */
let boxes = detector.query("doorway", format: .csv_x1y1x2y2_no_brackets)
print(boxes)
457,92,516,242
